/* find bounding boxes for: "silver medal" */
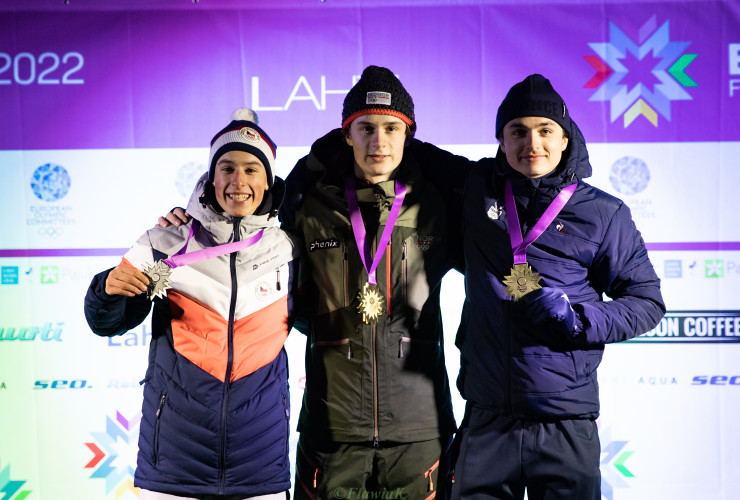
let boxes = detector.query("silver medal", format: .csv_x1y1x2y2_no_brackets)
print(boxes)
142,261,172,300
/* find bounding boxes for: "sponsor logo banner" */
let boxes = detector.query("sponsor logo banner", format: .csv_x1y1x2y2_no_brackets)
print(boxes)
632,311,740,342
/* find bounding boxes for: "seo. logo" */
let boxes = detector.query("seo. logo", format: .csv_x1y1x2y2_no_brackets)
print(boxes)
34,379,92,389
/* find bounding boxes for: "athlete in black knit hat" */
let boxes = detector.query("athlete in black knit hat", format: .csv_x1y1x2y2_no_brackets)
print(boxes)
281,65,458,500
407,73,664,500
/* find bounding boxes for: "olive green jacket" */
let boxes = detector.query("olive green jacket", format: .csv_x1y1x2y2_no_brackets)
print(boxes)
281,129,460,443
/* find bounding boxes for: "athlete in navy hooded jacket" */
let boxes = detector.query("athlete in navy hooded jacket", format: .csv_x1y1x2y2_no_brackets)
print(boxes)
413,74,665,500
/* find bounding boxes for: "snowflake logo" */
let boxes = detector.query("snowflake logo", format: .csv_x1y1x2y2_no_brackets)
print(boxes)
584,15,697,127
600,427,635,500
84,411,141,498
0,462,32,499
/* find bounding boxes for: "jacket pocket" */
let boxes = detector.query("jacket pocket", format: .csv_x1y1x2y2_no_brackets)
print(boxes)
385,336,443,433
308,338,364,429
312,338,353,360
397,336,441,358
153,393,166,467
512,352,586,396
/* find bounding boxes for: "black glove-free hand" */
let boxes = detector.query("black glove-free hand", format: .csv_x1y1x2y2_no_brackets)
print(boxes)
523,287,582,338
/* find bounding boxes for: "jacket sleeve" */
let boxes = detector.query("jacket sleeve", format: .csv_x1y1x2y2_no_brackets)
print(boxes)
572,202,666,345
408,139,476,208
84,268,153,337
280,156,313,336
279,155,309,233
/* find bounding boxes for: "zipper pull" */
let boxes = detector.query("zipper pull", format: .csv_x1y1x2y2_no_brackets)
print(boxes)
313,468,319,488
275,268,281,291
398,339,404,358
451,468,455,484
347,342,352,360
156,394,166,418
427,468,434,491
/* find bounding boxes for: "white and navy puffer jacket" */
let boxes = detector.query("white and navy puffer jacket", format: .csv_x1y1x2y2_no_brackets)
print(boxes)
84,173,301,496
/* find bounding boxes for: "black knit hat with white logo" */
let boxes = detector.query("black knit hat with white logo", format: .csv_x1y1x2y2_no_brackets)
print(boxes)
342,65,415,129
495,74,572,138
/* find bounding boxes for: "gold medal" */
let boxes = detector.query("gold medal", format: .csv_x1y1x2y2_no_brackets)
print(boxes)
503,263,542,301
142,261,173,300
357,282,384,324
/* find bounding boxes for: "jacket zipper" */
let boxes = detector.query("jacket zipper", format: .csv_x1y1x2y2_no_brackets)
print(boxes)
425,459,440,492
219,217,240,494
505,302,512,414
343,238,349,307
372,322,379,447
371,236,379,447
401,241,407,304
275,267,281,291
153,393,166,466
386,241,392,317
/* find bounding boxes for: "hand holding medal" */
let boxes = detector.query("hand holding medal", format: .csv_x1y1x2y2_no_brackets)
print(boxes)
503,180,576,301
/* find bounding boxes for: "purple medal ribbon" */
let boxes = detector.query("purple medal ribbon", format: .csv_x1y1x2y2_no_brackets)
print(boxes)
345,175,407,285
504,179,577,265
163,220,264,269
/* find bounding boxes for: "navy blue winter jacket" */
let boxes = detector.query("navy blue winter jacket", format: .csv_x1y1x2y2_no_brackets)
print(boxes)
456,121,665,419
411,120,665,420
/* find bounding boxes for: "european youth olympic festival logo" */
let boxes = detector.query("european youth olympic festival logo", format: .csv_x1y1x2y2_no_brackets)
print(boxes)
84,411,141,498
584,15,697,127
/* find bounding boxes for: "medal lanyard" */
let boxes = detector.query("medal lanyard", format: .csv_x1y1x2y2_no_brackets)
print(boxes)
345,174,407,286
504,179,577,265
162,220,265,269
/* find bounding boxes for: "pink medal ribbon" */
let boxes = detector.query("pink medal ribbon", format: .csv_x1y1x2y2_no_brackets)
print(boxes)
502,179,577,300
164,220,264,268
345,174,407,322
142,220,264,300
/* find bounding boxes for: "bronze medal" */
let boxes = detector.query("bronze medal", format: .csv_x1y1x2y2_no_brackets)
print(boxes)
142,260,173,300
503,263,542,301
357,282,384,324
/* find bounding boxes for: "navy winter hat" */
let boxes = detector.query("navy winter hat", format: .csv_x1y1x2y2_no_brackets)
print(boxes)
342,65,415,129
495,74,572,138
208,108,276,188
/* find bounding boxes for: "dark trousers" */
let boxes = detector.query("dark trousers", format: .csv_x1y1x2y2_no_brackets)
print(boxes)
294,434,450,500
447,404,600,500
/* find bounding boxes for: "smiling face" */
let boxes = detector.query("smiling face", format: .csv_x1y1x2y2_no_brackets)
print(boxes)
499,116,569,178
212,150,269,217
344,114,408,183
